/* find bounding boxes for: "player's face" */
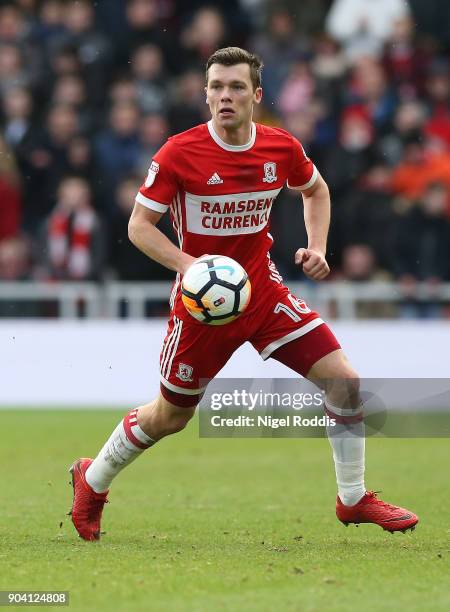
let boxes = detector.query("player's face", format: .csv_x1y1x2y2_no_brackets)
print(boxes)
206,63,262,131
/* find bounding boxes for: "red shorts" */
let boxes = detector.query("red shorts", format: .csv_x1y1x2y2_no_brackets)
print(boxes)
160,281,340,407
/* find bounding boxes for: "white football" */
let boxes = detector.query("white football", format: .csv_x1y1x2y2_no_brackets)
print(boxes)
181,255,251,325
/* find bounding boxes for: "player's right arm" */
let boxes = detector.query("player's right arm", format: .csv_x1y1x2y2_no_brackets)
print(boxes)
128,139,195,275
128,204,194,274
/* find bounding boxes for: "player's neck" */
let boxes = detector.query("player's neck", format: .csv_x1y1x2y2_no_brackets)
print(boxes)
210,119,254,147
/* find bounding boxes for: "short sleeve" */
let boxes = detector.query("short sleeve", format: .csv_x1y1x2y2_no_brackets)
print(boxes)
135,139,179,213
286,137,318,191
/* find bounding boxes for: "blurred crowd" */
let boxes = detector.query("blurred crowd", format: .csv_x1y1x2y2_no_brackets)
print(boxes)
1,0,450,315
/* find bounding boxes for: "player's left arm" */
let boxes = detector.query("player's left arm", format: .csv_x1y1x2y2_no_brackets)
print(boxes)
295,171,331,281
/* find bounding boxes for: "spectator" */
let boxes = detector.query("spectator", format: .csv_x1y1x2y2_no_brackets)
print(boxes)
31,0,66,51
380,100,427,165
122,0,174,72
424,60,450,149
137,112,170,174
338,244,395,317
408,0,450,48
265,0,330,37
29,0,67,82
167,69,207,135
382,15,430,98
0,4,30,46
347,57,396,133
1,86,35,150
60,0,112,105
40,101,80,161
0,177,21,241
326,0,411,62
392,182,450,317
323,105,376,199
394,182,450,280
130,43,167,114
282,101,329,166
311,34,348,107
180,6,228,69
108,174,174,282
0,234,38,315
48,43,81,80
20,103,81,230
336,164,395,272
340,244,383,281
391,134,450,205
65,136,101,205
51,73,95,132
0,236,30,281
108,76,138,107
0,43,31,96
0,135,22,240
40,175,104,281
277,59,315,117
94,101,141,206
0,3,40,80
251,7,309,107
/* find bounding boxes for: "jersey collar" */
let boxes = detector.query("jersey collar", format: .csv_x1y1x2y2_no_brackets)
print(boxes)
207,120,256,152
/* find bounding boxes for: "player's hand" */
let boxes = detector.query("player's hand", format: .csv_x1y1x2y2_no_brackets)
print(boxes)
179,255,197,275
180,253,210,275
295,248,330,280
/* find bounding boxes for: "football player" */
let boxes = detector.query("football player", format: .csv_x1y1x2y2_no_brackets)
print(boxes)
70,47,418,540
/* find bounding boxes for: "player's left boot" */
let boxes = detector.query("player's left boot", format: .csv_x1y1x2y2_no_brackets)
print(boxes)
69,458,109,541
336,491,418,533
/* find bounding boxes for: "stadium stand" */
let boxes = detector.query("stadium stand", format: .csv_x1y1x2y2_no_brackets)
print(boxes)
1,0,450,318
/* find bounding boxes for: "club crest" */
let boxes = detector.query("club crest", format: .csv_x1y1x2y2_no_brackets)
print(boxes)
176,362,194,382
263,161,277,183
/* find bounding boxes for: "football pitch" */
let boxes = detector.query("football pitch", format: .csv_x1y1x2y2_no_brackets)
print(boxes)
1,410,449,611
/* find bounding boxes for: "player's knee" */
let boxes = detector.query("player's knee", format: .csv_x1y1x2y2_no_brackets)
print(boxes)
325,368,360,409
340,369,360,396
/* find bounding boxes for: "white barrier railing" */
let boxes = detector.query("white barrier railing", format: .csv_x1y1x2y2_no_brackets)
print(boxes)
1,281,450,319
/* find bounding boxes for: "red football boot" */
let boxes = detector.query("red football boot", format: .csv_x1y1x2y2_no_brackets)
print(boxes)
336,491,418,533
69,458,108,541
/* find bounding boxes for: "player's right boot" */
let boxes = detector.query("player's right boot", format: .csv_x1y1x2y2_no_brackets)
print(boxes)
69,458,109,541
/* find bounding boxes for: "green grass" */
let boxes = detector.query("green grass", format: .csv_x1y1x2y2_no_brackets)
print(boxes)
1,410,449,611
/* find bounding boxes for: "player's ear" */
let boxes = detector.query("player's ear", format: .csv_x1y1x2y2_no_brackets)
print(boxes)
254,87,263,104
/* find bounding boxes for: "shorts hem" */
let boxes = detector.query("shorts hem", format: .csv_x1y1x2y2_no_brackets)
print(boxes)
160,375,206,395
259,317,324,360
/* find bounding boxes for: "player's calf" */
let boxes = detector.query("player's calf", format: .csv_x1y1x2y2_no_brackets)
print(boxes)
83,396,195,495
306,350,366,507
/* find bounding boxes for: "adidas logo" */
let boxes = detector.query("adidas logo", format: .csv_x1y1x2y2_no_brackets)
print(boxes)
207,172,223,185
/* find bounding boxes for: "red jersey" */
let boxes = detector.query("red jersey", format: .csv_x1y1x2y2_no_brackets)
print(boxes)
136,120,318,321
